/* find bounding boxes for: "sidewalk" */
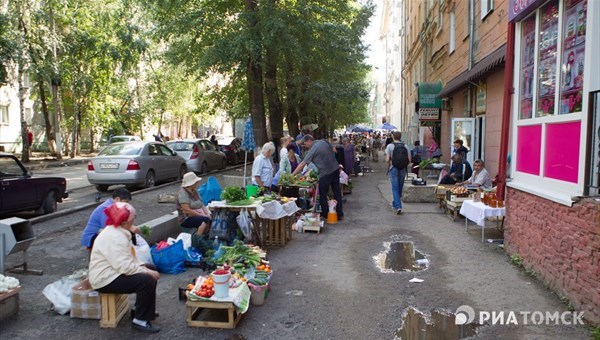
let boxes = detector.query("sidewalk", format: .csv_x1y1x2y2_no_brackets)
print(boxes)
12,152,95,171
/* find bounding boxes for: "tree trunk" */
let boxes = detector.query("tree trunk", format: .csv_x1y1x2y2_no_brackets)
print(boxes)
244,0,267,147
265,45,283,141
38,77,57,155
284,59,299,138
18,66,29,163
70,100,79,158
89,129,96,153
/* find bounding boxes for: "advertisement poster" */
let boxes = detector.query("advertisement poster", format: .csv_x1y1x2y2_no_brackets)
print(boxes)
560,0,586,114
519,16,536,120
536,0,559,117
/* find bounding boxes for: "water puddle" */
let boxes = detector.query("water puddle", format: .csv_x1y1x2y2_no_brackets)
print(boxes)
396,307,478,340
374,240,428,272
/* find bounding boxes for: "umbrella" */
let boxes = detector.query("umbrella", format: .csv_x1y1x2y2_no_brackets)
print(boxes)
349,125,373,133
378,122,397,130
241,118,256,187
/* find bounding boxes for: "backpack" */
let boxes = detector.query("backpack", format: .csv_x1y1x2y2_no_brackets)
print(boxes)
392,142,409,169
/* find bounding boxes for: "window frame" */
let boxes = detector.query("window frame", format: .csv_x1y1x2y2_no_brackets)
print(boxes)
449,7,456,53
481,0,494,20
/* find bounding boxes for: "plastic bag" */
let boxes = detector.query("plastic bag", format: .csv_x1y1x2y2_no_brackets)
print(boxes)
42,276,81,315
236,208,252,240
185,247,203,265
151,240,187,274
176,233,192,250
339,170,349,185
133,234,154,266
198,176,222,205
209,209,231,241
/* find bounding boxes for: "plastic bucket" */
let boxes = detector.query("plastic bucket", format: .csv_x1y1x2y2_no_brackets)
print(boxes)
211,272,231,298
248,283,269,306
246,185,259,198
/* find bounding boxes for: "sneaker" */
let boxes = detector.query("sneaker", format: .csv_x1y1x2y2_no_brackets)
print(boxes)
132,321,161,333
396,209,402,215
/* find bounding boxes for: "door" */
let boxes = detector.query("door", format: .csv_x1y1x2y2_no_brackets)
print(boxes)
474,116,486,163
450,118,475,165
157,144,180,180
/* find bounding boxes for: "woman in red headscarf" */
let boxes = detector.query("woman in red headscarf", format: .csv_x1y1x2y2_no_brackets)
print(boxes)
88,202,161,333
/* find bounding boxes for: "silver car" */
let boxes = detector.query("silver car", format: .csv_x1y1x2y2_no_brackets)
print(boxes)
87,141,187,192
166,139,227,174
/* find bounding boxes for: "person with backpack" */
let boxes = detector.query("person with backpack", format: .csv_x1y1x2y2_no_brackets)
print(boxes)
385,131,411,215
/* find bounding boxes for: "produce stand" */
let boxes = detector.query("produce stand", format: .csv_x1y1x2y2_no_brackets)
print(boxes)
186,300,242,329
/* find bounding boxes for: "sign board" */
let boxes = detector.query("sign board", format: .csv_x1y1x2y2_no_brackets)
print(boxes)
509,0,545,22
418,108,440,120
476,83,487,114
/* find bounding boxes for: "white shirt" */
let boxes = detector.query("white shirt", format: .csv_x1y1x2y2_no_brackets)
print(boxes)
252,154,274,187
468,168,492,189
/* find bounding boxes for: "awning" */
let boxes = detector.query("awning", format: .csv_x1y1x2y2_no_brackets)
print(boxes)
438,44,507,98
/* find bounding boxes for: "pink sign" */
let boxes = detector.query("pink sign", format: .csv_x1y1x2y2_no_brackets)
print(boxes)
544,121,581,183
516,125,542,175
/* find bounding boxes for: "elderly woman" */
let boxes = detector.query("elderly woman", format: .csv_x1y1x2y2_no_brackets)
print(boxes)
342,137,355,176
252,142,275,190
89,202,161,333
176,172,211,237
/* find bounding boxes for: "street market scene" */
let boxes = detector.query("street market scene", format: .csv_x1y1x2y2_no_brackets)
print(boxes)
1,0,599,340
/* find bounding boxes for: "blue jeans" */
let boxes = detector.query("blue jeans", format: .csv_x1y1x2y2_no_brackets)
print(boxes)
318,169,343,218
389,167,407,210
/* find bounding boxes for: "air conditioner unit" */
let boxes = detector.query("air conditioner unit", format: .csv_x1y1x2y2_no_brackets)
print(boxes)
442,98,453,111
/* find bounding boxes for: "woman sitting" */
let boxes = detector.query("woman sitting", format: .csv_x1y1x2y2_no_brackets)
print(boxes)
89,202,161,333
176,172,212,248
439,154,473,185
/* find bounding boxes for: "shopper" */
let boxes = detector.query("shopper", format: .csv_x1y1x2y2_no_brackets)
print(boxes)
385,131,411,215
252,142,276,190
293,135,344,221
89,202,161,333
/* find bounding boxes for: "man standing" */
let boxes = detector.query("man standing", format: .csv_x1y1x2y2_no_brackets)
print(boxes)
293,135,343,221
385,131,411,215
81,188,133,249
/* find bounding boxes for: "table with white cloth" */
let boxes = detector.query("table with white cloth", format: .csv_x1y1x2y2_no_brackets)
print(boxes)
459,200,506,242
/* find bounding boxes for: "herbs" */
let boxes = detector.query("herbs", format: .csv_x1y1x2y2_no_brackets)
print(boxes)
279,173,317,187
279,173,294,186
221,187,247,202
139,225,151,237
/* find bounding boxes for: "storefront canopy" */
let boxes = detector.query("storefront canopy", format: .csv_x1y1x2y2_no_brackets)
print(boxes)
438,44,507,98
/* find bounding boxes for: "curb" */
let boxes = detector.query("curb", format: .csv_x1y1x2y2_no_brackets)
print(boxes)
27,158,91,171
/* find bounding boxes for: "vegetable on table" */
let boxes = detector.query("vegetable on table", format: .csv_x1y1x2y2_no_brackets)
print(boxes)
221,187,247,202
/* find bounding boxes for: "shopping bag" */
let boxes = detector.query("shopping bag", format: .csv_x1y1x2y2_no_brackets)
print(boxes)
185,247,203,266
198,176,222,205
42,276,81,315
176,232,192,250
133,234,154,266
150,240,187,274
236,208,252,240
208,209,231,241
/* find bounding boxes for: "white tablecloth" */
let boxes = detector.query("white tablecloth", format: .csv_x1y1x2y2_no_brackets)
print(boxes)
459,200,505,227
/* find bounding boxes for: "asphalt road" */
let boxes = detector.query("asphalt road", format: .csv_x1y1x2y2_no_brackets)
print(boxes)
0,155,593,339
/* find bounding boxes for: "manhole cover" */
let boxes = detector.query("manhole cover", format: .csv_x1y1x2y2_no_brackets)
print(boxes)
396,307,478,340
374,241,429,272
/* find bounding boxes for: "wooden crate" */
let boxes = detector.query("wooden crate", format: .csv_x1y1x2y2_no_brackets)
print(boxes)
444,200,463,221
257,216,291,247
186,300,242,329
0,287,21,321
100,293,129,328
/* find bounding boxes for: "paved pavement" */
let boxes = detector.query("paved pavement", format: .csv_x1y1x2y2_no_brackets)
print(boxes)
12,152,94,171
0,151,592,339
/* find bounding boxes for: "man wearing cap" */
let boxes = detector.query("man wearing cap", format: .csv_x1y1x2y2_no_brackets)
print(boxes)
81,188,134,249
176,172,211,236
292,135,344,221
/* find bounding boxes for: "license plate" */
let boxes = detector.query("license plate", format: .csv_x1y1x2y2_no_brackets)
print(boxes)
99,163,119,169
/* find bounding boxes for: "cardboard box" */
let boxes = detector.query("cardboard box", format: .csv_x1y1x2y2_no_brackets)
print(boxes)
70,279,101,319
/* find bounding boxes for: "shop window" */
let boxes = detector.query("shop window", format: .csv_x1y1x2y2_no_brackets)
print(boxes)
519,15,536,119
559,0,587,114
536,0,559,117
544,121,581,183
516,125,542,175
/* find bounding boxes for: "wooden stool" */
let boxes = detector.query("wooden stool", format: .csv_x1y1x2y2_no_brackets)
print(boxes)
100,293,129,328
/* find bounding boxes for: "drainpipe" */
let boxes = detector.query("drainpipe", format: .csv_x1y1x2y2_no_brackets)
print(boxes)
497,23,516,200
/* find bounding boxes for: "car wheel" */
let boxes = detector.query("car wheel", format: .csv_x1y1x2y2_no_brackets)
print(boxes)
200,162,207,174
42,191,58,214
95,185,109,192
144,170,156,189
178,165,187,180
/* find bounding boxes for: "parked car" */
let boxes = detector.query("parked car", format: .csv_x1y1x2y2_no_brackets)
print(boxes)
108,135,142,144
0,153,68,216
166,139,227,174
87,141,186,192
217,136,254,164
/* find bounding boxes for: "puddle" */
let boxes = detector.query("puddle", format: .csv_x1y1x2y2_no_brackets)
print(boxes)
396,307,478,340
374,241,428,272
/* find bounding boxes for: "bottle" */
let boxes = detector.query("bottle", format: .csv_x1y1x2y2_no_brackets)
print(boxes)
213,236,220,250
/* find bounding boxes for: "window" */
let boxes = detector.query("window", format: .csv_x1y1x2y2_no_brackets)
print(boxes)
0,105,8,124
436,0,443,35
449,8,456,53
481,0,494,20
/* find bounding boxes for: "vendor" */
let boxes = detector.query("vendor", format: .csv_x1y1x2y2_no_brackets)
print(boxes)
439,154,472,185
271,144,302,192
89,202,161,333
252,142,275,190
176,172,212,236
461,159,492,189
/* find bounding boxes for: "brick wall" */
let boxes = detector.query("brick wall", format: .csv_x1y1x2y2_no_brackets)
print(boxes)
504,187,600,325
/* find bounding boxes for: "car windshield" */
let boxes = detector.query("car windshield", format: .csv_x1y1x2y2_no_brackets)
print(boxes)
99,144,142,156
0,157,25,176
167,142,195,152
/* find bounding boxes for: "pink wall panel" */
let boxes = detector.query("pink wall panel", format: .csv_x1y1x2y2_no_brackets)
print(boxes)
516,125,542,175
544,121,581,183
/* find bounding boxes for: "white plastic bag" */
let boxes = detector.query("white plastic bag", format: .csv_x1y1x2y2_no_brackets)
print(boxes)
42,277,80,315
339,170,349,185
134,234,154,266
175,233,192,250
236,208,252,240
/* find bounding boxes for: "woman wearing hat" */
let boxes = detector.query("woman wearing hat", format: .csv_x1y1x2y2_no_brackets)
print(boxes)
176,172,212,237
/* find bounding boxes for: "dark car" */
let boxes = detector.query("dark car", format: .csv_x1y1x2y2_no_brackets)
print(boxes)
217,136,254,164
0,153,68,216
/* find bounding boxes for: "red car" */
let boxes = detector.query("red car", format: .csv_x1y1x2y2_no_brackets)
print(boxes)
0,153,68,216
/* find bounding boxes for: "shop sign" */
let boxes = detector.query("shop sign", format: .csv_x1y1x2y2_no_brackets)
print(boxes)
418,108,440,120
476,83,487,114
418,82,443,109
509,0,546,22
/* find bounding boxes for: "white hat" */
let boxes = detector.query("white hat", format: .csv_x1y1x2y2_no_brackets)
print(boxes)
181,172,201,187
